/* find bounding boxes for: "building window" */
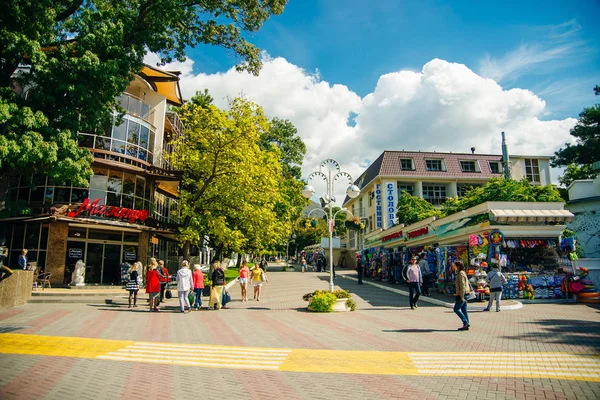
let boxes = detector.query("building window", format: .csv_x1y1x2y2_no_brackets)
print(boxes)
489,161,501,174
400,159,413,170
460,160,477,172
397,184,414,197
422,184,446,205
525,159,540,183
457,184,480,198
425,159,444,171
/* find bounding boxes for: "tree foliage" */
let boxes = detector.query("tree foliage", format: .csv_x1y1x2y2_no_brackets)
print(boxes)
172,96,301,256
0,0,286,197
395,178,564,227
442,178,563,216
552,85,600,167
395,191,442,226
557,163,598,188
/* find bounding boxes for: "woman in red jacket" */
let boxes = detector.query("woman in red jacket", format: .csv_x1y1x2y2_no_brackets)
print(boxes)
192,264,204,310
146,258,161,312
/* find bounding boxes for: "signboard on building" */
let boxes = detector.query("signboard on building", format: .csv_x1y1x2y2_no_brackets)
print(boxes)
321,237,341,249
67,198,149,224
375,184,382,228
385,182,397,229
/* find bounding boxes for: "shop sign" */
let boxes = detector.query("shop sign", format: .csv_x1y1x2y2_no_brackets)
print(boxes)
385,182,397,228
382,231,403,243
68,248,83,259
407,226,429,239
375,184,382,228
124,252,137,261
68,198,149,224
489,230,504,245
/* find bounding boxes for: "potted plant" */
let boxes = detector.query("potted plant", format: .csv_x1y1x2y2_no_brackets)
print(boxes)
344,216,365,231
204,277,213,294
303,289,356,312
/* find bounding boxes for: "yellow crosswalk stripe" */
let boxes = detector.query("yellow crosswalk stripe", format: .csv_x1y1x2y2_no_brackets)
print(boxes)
0,333,599,381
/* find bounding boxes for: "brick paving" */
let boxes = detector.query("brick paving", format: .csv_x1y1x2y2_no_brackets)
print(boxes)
0,265,599,399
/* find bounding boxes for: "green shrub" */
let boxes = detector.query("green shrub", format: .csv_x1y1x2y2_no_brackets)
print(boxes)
308,292,337,312
346,297,357,311
332,289,350,299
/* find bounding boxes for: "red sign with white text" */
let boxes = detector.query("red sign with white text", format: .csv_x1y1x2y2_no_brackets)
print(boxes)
67,198,149,224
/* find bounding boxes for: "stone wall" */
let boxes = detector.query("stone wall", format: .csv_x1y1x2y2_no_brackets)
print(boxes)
0,270,33,309
46,220,69,286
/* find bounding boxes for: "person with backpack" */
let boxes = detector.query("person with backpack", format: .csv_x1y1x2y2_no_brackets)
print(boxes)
210,261,226,310
483,264,507,312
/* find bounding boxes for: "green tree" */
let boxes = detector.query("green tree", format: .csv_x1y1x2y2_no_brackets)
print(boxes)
557,163,598,188
442,178,564,216
395,191,442,226
0,0,287,209
552,85,600,180
259,117,309,254
171,96,286,259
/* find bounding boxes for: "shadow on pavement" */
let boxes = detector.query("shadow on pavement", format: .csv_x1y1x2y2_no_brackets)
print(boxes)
505,318,600,351
316,274,439,309
382,329,459,333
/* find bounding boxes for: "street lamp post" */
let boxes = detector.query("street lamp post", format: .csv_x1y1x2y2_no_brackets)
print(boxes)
302,159,360,293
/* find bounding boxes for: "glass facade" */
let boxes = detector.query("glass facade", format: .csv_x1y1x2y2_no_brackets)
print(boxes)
0,222,49,271
7,169,178,224
78,93,156,168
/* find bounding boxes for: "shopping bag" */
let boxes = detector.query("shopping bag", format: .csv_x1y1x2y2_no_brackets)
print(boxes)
165,289,172,299
222,290,231,305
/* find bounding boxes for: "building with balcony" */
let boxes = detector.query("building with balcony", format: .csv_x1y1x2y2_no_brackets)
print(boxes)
342,150,552,252
0,65,185,285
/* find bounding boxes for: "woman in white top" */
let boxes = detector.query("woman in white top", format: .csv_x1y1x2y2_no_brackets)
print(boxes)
176,260,194,313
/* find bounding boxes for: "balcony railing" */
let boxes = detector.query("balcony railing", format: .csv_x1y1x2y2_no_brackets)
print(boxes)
119,92,155,126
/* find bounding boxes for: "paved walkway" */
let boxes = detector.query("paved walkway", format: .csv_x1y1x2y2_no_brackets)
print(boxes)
0,266,599,399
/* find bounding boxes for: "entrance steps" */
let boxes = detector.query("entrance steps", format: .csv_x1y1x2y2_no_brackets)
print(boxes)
30,287,127,304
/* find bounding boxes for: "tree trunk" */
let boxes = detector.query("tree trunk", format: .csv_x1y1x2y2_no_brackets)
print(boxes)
236,253,242,268
182,241,191,260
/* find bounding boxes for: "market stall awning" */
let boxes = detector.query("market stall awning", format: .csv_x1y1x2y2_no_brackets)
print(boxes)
490,209,574,223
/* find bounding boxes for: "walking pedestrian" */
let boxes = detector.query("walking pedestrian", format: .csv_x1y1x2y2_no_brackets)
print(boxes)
239,261,250,301
146,258,161,312
453,260,471,331
250,263,267,301
419,253,431,296
210,261,226,310
407,256,422,309
357,261,363,285
157,260,169,303
483,265,507,312
192,264,204,310
176,260,193,313
126,262,140,308
300,257,307,273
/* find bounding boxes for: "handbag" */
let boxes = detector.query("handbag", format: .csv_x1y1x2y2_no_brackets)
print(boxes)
466,283,476,300
165,288,172,299
222,290,231,305
261,271,268,282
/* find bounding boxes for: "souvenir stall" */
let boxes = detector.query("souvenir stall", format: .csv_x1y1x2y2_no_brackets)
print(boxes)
379,201,575,301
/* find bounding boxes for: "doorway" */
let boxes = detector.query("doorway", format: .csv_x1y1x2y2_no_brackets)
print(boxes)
85,243,122,284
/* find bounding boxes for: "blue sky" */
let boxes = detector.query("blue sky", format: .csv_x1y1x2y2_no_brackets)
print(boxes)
186,0,600,120
154,0,599,191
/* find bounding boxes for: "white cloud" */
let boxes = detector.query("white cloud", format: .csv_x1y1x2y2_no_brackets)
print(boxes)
478,19,590,83
144,53,577,201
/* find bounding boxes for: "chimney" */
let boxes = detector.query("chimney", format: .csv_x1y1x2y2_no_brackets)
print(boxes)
501,132,512,179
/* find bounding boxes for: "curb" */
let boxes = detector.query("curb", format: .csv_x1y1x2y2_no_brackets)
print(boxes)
340,275,523,311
